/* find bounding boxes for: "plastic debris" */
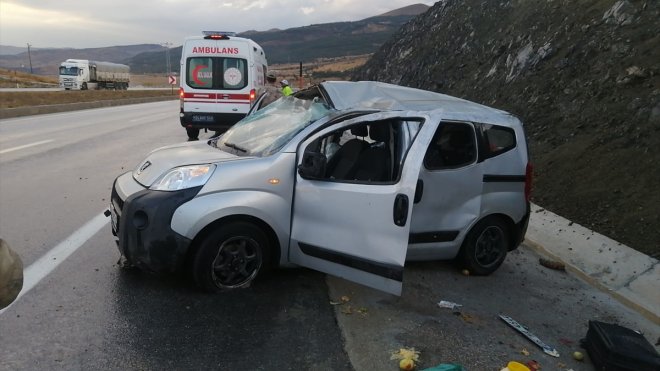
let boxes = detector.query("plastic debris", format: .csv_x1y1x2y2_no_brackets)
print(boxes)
521,348,530,356
501,361,530,371
421,364,464,371
437,300,463,310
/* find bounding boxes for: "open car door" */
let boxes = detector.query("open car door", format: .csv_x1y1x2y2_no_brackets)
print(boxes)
289,112,436,295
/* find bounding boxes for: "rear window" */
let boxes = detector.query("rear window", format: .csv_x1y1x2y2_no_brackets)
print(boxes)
482,124,516,157
424,122,477,170
186,57,247,90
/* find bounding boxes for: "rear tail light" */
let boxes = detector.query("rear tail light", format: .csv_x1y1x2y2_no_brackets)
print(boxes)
249,88,256,105
179,87,184,99
525,162,533,202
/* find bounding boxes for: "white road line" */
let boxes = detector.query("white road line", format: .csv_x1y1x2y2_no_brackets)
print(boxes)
0,139,54,154
0,211,110,316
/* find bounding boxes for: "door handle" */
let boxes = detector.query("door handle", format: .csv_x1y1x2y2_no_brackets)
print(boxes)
393,194,409,227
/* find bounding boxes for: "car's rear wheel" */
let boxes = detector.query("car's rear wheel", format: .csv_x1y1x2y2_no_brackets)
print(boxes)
192,222,271,292
459,217,509,275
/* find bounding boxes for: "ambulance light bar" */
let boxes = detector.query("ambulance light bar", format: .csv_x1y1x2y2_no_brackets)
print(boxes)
203,31,237,40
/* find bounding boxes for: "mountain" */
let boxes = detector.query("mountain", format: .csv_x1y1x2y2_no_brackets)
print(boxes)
353,0,660,258
376,3,432,17
0,44,164,75
0,4,429,74
129,4,430,72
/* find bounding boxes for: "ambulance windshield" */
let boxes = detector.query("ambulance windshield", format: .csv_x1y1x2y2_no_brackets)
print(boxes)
213,96,331,157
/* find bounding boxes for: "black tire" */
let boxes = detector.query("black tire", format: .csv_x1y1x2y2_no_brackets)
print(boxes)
459,217,509,275
192,222,271,293
81,82,87,90
186,128,200,141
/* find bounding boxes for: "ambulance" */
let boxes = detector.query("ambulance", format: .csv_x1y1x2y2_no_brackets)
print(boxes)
179,31,268,140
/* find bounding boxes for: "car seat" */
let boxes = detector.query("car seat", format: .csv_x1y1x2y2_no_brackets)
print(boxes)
326,126,369,180
354,124,391,181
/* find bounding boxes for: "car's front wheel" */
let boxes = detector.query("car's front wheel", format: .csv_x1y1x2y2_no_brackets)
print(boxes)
192,222,271,292
459,216,509,275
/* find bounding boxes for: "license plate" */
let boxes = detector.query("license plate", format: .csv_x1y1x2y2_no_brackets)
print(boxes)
192,115,214,123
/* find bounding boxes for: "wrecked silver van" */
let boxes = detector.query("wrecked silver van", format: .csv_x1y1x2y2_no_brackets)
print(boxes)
110,81,532,295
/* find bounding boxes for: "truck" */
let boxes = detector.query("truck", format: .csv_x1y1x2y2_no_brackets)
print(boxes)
58,59,130,90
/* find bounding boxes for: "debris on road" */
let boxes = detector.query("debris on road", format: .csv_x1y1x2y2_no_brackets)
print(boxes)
572,351,584,361
526,360,541,370
330,295,351,305
420,364,464,370
500,361,531,371
539,258,566,271
399,358,415,370
500,314,560,357
520,348,530,356
391,347,420,366
437,300,463,310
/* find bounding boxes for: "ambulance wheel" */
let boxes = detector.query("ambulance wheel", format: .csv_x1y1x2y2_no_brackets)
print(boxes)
186,128,200,141
192,222,271,293
459,216,509,275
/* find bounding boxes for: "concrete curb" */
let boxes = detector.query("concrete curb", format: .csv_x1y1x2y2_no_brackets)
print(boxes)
525,204,659,325
0,96,179,120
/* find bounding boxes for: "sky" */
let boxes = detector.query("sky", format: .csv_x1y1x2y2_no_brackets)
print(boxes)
0,0,436,49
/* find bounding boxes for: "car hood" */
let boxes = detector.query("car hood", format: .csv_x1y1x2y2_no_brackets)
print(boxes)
133,140,244,186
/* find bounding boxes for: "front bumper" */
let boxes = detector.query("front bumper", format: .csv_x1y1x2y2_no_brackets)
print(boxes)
110,172,201,273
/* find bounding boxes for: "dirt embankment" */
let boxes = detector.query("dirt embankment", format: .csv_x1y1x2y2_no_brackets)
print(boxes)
355,0,660,258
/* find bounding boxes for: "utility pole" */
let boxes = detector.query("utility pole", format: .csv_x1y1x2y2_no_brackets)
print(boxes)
162,42,173,93
162,42,172,76
26,43,33,74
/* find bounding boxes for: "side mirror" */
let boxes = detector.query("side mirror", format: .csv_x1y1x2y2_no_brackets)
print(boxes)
298,152,327,179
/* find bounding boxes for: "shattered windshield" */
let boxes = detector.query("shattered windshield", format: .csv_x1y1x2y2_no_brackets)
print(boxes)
212,96,332,157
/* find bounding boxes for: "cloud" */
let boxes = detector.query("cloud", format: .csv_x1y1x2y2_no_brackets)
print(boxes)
0,0,435,48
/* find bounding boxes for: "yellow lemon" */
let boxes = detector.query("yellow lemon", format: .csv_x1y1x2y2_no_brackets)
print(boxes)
399,358,415,370
573,351,584,361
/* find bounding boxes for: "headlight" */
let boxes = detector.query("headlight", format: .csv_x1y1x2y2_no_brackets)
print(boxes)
150,164,216,191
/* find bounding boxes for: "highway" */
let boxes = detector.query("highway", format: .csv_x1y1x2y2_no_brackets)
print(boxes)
0,101,657,370
0,101,350,370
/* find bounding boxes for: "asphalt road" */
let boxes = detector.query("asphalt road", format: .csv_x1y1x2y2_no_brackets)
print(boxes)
1,101,657,371
0,101,351,370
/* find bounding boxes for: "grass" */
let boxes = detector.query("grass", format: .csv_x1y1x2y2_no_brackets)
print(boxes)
0,90,178,109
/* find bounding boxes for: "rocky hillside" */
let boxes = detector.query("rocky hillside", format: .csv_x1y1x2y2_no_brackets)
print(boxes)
354,0,659,258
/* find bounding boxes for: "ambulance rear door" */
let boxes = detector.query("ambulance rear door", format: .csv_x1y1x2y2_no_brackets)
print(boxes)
182,37,253,118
